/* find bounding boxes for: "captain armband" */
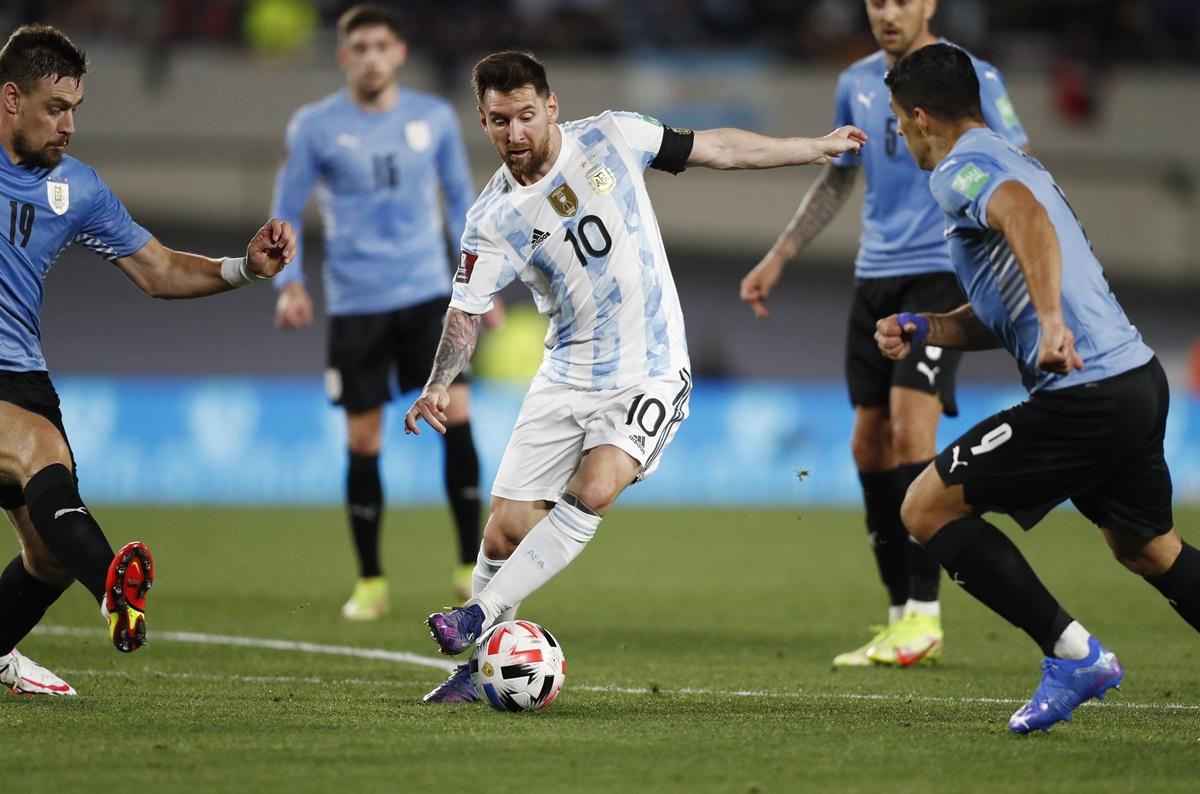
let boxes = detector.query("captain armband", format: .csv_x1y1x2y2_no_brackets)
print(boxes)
649,126,695,175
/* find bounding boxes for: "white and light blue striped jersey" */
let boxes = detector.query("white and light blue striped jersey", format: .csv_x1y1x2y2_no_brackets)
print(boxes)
833,44,1028,278
271,88,474,315
0,148,151,371
930,127,1153,393
452,111,690,391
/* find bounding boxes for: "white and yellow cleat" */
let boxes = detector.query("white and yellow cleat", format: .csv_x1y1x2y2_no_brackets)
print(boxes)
0,649,76,696
867,612,943,667
833,624,895,668
340,577,390,621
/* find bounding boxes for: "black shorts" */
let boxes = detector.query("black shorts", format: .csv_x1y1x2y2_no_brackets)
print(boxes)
935,358,1172,538
0,370,77,510
845,272,965,417
326,297,468,413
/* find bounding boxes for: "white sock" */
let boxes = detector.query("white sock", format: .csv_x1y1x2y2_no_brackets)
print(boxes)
888,605,905,625
472,548,518,624
1051,620,1092,660
472,499,600,626
904,599,940,619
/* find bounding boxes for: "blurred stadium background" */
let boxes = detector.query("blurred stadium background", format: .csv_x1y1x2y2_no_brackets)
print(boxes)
2,0,1198,506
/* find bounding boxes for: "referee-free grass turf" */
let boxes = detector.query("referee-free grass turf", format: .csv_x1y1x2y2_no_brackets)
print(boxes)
3,506,1198,793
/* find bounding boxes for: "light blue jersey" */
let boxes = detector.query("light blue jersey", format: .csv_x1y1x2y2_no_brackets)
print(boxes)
930,127,1153,393
0,148,151,371
453,111,689,391
833,45,1028,278
271,88,474,316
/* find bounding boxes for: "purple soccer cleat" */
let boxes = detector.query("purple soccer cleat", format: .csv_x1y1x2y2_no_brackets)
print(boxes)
1008,636,1124,734
422,662,478,704
426,603,485,656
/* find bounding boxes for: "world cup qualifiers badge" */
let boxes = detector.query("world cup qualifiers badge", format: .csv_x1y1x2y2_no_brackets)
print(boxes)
586,165,616,195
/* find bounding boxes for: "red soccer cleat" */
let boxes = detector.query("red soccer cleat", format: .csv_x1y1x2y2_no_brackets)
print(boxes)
104,541,154,653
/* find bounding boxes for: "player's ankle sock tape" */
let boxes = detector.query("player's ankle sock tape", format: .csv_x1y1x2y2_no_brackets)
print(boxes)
1144,542,1200,632
24,464,113,603
899,461,942,603
858,469,910,606
925,515,1073,655
443,423,481,565
0,554,68,656
347,452,383,578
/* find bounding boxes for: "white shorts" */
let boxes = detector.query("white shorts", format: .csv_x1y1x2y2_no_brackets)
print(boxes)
491,368,692,503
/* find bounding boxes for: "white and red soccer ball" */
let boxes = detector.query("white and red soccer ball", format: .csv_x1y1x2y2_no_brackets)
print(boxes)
469,620,566,712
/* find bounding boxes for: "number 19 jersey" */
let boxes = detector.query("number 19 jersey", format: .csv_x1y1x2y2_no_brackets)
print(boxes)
452,111,690,391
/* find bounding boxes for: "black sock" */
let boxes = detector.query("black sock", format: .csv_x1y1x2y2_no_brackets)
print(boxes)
899,460,942,603
0,555,68,656
347,452,383,578
443,423,481,566
1144,541,1200,632
925,515,1073,654
25,464,112,603
858,469,909,607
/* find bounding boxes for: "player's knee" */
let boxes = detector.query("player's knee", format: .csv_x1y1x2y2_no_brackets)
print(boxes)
347,433,381,456
23,427,73,481
481,526,514,560
565,483,611,516
899,480,938,543
21,547,73,588
850,432,888,471
483,501,534,558
1107,530,1180,577
889,421,934,462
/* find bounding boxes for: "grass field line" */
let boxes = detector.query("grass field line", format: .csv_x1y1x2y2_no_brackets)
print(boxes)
35,624,1200,712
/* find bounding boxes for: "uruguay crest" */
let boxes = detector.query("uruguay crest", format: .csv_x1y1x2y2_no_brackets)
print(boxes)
47,179,69,215
548,184,578,218
405,120,432,152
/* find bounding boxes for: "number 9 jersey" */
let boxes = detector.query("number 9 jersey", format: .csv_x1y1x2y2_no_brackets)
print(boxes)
452,111,692,392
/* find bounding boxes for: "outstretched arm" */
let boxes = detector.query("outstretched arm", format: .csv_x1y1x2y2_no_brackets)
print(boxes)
740,163,860,317
986,180,1083,375
112,218,296,299
876,303,1000,360
404,308,482,435
688,125,866,170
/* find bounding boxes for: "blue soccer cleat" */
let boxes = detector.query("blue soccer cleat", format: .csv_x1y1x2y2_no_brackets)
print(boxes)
422,662,478,704
426,603,485,656
1008,636,1123,734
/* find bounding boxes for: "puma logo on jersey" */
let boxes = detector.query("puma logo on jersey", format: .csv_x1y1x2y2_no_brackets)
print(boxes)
54,507,88,519
531,229,550,250
856,91,875,110
917,362,941,387
949,445,969,472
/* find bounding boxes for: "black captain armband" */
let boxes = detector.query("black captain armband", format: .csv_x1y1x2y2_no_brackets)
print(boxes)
650,126,694,174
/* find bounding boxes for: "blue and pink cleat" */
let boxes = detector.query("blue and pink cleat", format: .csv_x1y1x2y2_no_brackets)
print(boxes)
426,603,485,656
1008,636,1123,734
422,662,478,704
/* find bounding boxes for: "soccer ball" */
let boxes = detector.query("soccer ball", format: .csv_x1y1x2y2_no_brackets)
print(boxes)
469,620,566,712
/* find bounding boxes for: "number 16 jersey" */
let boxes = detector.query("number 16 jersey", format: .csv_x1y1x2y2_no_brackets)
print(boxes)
452,111,690,391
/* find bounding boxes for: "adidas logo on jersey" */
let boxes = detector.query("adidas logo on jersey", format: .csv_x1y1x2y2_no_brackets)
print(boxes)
531,229,550,250
628,434,646,452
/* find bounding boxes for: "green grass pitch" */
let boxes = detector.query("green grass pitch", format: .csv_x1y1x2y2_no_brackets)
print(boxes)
3,506,1198,792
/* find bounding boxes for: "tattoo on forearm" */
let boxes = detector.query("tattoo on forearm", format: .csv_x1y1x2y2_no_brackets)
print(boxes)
776,164,858,258
428,309,481,388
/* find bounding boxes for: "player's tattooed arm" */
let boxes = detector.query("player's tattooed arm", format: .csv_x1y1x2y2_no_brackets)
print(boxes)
740,164,858,318
428,308,482,389
926,305,1000,350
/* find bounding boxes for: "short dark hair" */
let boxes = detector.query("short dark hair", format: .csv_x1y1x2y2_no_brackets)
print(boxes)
885,43,982,123
0,24,87,92
337,4,404,41
471,51,549,104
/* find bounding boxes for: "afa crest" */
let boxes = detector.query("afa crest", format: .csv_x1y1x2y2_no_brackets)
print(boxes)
586,165,616,195
47,179,69,215
547,184,578,218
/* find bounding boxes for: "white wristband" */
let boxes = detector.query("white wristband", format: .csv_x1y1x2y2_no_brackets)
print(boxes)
220,256,266,287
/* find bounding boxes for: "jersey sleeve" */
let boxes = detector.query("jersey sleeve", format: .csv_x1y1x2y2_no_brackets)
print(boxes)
449,220,515,314
269,110,321,290
434,102,475,260
77,169,152,261
830,73,861,169
930,154,1013,229
975,62,1030,149
610,111,693,174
